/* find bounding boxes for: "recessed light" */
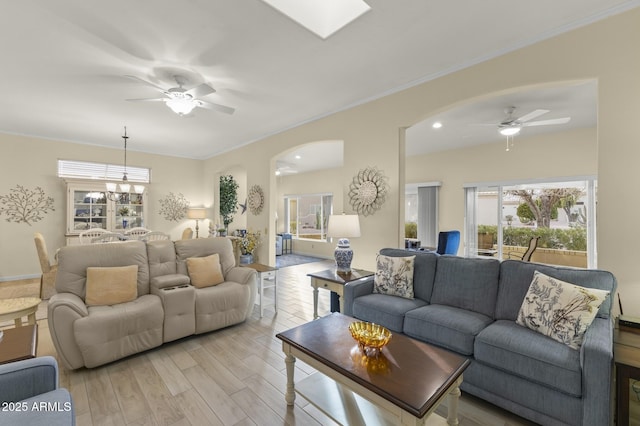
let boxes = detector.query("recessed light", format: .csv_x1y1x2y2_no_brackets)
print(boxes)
295,155,301,159
432,122,442,129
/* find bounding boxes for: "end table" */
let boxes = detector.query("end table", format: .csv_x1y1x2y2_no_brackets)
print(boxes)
244,263,277,318
615,327,640,426
307,268,374,319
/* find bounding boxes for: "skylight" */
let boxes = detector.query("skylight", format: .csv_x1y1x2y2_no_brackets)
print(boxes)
262,0,371,39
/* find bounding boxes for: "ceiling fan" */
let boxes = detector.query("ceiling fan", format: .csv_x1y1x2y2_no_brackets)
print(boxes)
125,75,235,116
497,106,570,136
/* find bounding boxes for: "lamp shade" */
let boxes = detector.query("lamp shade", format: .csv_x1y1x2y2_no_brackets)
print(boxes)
327,214,361,238
187,208,207,220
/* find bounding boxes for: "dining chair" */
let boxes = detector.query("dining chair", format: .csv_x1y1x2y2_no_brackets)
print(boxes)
79,228,110,244
91,233,123,243
141,231,170,241
181,227,193,240
33,232,57,299
124,227,150,240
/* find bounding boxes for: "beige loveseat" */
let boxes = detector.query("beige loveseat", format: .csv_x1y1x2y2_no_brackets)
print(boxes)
47,237,257,370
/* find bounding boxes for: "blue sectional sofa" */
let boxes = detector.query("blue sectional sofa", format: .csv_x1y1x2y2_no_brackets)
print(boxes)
343,248,616,426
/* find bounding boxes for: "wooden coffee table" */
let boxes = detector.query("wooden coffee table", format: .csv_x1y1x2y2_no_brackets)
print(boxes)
276,313,470,425
0,324,38,364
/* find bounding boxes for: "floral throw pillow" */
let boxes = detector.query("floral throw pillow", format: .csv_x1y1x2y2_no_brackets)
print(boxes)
373,254,416,299
516,271,610,350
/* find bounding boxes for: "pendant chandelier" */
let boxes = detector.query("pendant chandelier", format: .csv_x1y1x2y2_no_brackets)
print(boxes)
106,127,144,201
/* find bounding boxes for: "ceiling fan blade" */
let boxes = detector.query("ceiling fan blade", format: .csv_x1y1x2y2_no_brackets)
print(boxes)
125,75,167,94
515,109,549,123
522,117,571,127
186,83,215,98
125,97,167,102
198,100,235,115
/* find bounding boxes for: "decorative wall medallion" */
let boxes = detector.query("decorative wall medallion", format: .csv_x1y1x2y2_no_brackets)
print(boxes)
0,185,54,225
348,167,388,216
158,192,189,221
247,185,264,215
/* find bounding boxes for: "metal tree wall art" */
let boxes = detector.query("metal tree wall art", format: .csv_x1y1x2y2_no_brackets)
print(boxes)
158,192,189,221
0,185,54,225
348,167,389,216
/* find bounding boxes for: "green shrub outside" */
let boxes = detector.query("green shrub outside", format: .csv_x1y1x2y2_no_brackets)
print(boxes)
405,222,417,238
476,225,586,251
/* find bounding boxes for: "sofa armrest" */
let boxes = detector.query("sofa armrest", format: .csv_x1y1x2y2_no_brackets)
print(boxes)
47,293,89,370
150,274,190,293
580,317,613,426
343,277,374,316
0,356,58,403
225,266,257,286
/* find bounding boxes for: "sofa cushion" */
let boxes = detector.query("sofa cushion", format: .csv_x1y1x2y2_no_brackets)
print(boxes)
194,282,253,333
474,320,582,397
379,248,438,302
373,254,415,299
146,239,177,278
74,294,164,368
175,238,236,276
431,256,500,318
186,254,224,288
352,294,427,333
495,260,617,321
55,240,150,298
404,304,493,355
516,271,609,350
85,265,138,306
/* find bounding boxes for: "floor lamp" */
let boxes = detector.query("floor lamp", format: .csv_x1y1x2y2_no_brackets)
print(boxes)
187,208,207,238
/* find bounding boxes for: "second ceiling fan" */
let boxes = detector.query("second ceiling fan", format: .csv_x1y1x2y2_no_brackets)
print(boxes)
125,75,235,116
497,106,570,136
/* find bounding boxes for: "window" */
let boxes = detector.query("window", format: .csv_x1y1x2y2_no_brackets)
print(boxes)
464,177,597,268
405,183,440,249
285,194,333,240
58,159,151,183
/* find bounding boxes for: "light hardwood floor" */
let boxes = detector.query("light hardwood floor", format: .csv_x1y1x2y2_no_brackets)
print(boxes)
1,262,536,426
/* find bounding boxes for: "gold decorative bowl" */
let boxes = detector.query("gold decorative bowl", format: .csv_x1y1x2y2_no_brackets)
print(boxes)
349,321,392,356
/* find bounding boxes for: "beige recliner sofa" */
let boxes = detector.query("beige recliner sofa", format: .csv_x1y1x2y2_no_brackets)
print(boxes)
47,237,257,370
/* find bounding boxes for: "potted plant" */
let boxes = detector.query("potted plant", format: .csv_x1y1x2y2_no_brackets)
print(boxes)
219,175,239,231
239,230,261,264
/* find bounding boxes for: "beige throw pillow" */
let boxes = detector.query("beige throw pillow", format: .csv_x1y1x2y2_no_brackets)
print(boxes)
516,270,610,350
373,254,416,299
186,254,225,288
86,265,138,306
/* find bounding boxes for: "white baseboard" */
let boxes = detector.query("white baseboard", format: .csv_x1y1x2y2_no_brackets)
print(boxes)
0,274,40,282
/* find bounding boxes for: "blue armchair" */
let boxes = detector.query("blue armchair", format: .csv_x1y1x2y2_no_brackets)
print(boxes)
0,356,75,425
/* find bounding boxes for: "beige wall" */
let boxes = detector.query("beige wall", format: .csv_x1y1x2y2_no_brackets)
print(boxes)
0,133,205,280
203,9,640,315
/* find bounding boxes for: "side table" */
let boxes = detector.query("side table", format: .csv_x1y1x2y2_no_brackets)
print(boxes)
0,324,38,364
614,327,640,426
0,297,41,327
245,263,277,318
307,268,374,319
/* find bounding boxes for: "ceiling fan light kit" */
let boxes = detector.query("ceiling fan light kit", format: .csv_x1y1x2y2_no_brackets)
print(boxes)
166,94,198,116
496,106,571,150
126,74,235,117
